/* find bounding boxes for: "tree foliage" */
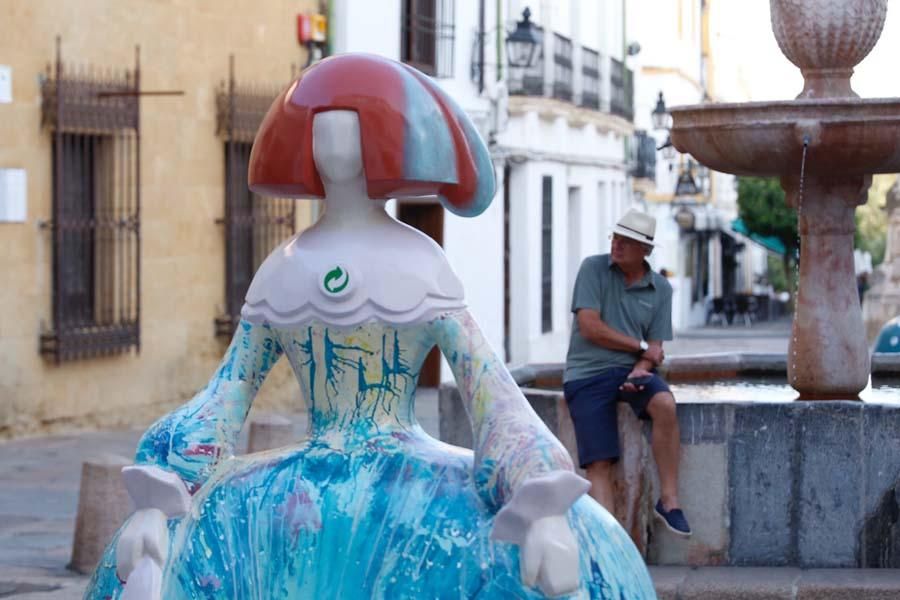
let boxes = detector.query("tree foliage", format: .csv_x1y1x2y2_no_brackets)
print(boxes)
854,174,895,267
736,176,798,277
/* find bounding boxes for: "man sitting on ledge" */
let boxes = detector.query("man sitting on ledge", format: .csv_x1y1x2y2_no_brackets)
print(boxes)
563,209,691,537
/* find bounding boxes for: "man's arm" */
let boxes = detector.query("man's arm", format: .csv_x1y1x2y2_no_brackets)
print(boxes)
576,309,662,366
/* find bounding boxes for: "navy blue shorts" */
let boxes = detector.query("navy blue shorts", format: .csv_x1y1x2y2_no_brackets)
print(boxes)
563,367,671,468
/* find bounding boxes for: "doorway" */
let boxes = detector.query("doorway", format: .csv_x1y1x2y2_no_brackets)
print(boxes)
396,201,444,387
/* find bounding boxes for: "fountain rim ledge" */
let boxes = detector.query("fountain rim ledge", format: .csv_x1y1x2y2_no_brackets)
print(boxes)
670,97,900,124
483,352,900,390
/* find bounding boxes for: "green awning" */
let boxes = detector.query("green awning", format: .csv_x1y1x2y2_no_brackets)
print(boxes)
731,218,786,255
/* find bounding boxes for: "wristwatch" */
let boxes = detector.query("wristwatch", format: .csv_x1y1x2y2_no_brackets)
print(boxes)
638,340,649,352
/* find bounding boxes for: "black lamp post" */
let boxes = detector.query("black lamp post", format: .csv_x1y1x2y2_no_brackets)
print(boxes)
651,91,671,131
506,7,542,69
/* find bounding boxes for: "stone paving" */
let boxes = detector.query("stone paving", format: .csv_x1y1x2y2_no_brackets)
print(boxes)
3,319,899,598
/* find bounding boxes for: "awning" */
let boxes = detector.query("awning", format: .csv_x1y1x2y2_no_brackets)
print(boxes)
731,218,786,255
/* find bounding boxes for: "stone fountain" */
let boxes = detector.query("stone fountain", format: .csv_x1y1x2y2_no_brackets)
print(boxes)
670,0,900,398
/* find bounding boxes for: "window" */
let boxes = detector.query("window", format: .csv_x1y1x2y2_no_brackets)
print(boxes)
580,46,600,109
215,63,296,337
552,33,573,101
401,0,455,78
541,176,553,333
40,47,141,362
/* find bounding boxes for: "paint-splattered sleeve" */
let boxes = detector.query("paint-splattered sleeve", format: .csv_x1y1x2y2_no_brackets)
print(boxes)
433,310,576,512
134,320,284,492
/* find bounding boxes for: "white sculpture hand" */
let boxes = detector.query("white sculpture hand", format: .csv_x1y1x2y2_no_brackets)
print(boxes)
120,556,163,600
115,465,191,598
519,514,580,597
491,471,590,596
116,510,167,596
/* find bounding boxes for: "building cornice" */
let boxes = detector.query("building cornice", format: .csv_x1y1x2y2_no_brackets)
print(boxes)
508,96,635,137
493,145,629,171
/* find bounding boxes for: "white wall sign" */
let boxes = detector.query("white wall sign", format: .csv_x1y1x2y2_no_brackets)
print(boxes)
0,66,11,103
0,168,27,222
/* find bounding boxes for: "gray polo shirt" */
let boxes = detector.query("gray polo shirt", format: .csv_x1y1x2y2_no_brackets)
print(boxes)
564,254,673,383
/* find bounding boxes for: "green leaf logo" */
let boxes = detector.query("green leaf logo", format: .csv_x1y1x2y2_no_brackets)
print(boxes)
323,266,349,294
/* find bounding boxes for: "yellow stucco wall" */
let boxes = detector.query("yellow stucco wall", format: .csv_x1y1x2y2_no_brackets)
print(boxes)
0,0,319,437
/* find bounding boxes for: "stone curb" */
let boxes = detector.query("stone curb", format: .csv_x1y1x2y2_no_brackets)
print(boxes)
650,567,900,599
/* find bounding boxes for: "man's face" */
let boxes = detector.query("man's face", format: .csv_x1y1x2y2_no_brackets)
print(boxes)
610,234,650,267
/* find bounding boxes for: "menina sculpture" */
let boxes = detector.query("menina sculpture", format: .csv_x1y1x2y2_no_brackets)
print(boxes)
670,0,900,399
83,54,655,599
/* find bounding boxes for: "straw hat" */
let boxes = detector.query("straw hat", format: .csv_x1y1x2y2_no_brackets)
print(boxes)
612,209,658,247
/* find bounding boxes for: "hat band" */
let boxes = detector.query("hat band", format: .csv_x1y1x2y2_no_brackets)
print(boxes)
617,223,654,242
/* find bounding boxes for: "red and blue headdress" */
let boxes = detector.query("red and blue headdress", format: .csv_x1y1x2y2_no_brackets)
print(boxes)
249,53,495,218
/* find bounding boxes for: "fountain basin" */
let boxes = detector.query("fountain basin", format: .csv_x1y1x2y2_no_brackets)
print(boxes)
670,98,900,177
439,356,900,568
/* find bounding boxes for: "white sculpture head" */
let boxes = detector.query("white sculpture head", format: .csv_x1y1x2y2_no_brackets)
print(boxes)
312,110,363,185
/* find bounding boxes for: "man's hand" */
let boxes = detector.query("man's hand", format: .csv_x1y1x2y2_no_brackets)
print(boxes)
619,367,653,393
640,344,664,366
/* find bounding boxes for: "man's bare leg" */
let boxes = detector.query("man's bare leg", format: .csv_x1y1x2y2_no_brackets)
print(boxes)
646,391,681,510
584,460,615,513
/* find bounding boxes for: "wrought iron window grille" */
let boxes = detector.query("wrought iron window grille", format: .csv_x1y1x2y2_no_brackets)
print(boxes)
214,57,297,338
610,57,635,121
401,0,456,78
39,39,142,362
551,33,573,102
580,46,601,110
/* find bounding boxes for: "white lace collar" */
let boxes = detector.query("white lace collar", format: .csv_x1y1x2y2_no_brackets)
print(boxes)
241,218,466,328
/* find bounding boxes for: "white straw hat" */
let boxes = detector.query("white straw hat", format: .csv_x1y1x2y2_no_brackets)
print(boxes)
611,209,658,247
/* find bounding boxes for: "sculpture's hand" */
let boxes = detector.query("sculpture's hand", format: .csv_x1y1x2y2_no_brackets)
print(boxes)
491,471,589,596
520,514,580,597
115,465,191,597
116,508,168,586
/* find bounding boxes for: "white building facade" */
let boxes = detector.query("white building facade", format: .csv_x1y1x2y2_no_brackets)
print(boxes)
498,0,635,366
626,0,769,330
330,0,636,378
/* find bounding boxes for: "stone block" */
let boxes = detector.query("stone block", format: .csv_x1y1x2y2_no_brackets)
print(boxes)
678,566,801,599
69,454,132,574
438,384,471,449
676,402,730,444
797,402,865,567
858,404,900,567
246,414,295,453
796,568,900,600
648,566,689,600
649,443,728,566
729,403,798,566
612,403,652,556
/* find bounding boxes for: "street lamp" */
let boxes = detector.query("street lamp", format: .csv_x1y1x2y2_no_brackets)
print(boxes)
506,8,542,69
651,91,671,131
660,135,677,160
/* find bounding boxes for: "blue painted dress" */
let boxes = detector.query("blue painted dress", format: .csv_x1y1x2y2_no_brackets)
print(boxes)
84,310,655,599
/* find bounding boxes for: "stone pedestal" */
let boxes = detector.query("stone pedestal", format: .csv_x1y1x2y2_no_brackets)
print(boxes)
246,414,295,453
783,175,870,398
69,454,132,574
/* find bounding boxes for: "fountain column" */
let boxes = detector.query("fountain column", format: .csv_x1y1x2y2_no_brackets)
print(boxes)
783,175,871,397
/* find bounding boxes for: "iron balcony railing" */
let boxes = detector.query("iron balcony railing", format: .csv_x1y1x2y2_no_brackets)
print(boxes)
39,39,141,362
580,46,600,109
610,57,635,121
552,33,573,102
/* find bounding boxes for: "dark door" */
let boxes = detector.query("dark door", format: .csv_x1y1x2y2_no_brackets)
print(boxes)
397,201,444,387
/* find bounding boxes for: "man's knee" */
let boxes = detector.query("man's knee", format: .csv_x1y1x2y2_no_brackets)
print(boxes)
585,459,615,477
647,391,677,423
